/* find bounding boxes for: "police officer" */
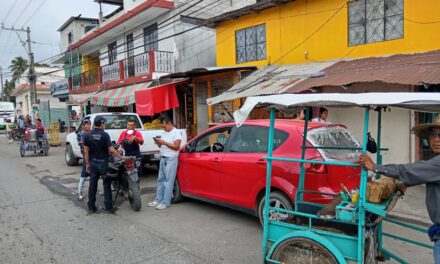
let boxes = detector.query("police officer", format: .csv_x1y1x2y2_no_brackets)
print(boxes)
117,119,144,179
83,116,123,213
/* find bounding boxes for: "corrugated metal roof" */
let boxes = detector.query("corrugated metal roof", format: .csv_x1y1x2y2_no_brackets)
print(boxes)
289,50,440,93
207,62,336,105
161,66,257,79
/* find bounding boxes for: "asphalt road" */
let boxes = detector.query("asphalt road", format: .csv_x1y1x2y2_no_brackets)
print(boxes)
0,135,435,264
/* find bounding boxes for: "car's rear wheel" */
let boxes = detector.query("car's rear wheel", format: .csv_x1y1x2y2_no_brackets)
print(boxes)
258,191,293,227
65,144,79,166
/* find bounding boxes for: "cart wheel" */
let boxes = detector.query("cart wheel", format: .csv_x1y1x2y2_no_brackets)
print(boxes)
271,237,338,264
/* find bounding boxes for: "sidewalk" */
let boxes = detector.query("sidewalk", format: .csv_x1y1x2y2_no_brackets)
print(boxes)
388,184,431,227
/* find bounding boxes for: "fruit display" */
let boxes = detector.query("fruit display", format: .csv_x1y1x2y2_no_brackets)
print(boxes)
143,119,162,130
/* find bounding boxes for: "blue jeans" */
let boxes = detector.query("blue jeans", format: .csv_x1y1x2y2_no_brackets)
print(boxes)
87,159,112,210
435,240,440,264
155,156,178,206
78,161,89,193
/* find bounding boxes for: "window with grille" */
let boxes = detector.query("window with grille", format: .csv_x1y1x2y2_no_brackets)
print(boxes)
144,24,158,52
235,24,266,64
348,0,404,46
108,41,118,64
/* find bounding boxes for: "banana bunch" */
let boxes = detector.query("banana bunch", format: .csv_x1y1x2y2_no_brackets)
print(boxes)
143,119,162,130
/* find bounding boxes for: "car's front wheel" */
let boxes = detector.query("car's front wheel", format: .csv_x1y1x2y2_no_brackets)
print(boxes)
65,144,79,166
257,191,293,227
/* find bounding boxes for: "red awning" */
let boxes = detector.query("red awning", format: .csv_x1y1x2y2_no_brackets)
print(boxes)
135,81,184,116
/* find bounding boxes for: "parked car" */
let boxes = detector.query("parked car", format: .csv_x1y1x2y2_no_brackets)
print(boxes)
173,119,361,224
65,113,187,167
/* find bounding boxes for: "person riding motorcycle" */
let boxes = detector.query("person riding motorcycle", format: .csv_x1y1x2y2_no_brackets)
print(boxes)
117,119,144,179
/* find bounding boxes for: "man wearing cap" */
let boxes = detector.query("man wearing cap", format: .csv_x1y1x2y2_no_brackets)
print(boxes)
83,116,123,213
360,115,440,264
117,119,144,179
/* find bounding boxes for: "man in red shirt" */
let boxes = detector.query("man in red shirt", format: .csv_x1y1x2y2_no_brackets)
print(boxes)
35,118,46,153
117,119,144,178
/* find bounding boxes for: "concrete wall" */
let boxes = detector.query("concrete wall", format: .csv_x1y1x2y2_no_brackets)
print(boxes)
60,20,98,53
328,107,411,164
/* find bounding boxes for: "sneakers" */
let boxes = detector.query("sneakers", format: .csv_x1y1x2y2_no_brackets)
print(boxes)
77,192,84,201
147,201,159,207
155,204,168,210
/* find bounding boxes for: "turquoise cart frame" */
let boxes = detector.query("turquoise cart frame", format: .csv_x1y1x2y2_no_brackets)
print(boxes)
261,106,433,264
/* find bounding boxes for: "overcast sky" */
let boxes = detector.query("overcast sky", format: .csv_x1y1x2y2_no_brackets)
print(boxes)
0,0,117,80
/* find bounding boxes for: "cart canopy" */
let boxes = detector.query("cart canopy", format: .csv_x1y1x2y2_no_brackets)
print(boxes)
234,92,440,126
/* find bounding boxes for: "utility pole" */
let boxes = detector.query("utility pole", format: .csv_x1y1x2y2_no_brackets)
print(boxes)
0,66,3,101
0,25,37,105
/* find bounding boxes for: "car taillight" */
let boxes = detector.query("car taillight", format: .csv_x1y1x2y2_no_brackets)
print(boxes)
305,156,327,174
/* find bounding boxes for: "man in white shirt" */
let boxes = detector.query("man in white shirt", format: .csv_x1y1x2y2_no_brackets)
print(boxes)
148,116,182,210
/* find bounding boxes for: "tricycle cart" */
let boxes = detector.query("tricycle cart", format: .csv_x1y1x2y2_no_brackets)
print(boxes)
20,129,49,157
233,92,440,264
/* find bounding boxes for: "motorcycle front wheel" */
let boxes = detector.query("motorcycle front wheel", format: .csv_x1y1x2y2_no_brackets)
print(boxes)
127,176,142,211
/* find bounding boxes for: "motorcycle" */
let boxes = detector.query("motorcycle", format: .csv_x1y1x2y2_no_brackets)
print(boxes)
107,144,142,211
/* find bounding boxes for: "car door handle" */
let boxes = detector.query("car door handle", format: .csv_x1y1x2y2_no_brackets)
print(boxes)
256,159,266,165
212,157,221,163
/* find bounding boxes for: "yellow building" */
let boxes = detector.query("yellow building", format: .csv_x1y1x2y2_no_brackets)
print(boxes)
212,0,440,67
206,0,440,164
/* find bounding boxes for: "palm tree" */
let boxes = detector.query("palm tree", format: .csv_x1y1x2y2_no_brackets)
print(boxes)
9,56,28,81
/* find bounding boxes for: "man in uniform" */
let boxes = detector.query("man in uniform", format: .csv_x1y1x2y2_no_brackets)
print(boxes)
360,115,440,264
117,119,144,179
83,116,124,213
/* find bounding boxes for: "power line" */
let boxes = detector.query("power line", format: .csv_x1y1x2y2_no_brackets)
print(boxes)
37,0,231,67
2,0,19,24
12,0,33,26
22,0,48,26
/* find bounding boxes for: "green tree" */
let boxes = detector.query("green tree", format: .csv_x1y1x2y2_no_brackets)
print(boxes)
9,56,28,80
2,79,15,102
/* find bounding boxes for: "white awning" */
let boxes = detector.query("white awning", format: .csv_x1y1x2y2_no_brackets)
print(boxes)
207,62,336,105
69,92,98,105
234,92,440,126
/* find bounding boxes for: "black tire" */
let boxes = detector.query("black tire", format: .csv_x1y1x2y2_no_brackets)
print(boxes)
44,142,49,156
12,130,20,141
171,178,184,204
257,191,293,227
20,142,25,158
128,178,142,211
271,237,338,264
65,144,79,166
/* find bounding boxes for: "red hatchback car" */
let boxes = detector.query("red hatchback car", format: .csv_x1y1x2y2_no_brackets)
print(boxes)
173,120,361,223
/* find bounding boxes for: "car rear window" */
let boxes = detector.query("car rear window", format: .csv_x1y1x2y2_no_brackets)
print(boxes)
100,115,141,129
307,126,361,161
230,126,288,153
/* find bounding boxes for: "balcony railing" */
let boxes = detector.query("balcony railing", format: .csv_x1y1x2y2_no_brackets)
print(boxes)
84,68,99,86
69,50,175,91
124,52,150,78
102,63,120,83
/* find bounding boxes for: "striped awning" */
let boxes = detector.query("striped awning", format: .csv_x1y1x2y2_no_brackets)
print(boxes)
91,82,152,107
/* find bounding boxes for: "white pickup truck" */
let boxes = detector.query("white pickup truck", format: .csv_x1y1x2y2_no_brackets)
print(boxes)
65,113,187,166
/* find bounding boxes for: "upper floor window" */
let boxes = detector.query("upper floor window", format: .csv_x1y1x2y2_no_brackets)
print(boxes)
144,24,158,52
108,41,118,64
348,0,404,46
67,32,73,44
235,24,266,64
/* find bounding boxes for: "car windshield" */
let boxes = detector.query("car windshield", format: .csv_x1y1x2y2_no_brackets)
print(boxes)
101,115,142,129
0,103,14,111
307,126,361,161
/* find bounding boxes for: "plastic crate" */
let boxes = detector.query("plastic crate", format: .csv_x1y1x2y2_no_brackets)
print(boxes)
336,201,358,223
